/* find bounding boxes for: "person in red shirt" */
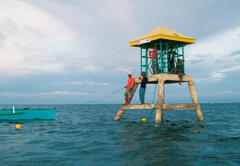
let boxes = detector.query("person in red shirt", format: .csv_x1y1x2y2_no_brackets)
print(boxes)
149,49,159,74
123,73,135,105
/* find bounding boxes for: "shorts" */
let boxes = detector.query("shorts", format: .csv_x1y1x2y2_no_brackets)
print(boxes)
175,71,184,76
124,88,133,98
177,73,184,77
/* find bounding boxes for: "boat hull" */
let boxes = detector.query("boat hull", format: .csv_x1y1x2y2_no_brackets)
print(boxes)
0,109,55,120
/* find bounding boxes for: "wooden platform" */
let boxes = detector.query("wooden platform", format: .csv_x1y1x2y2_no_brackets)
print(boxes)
114,74,204,124
134,73,193,84
121,103,199,110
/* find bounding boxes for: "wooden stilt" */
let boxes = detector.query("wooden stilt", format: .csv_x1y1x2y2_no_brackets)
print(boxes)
155,79,164,124
114,74,204,123
114,109,125,121
188,81,204,121
114,84,138,121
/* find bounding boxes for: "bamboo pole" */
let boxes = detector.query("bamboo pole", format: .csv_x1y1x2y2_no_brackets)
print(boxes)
188,81,204,121
155,79,164,124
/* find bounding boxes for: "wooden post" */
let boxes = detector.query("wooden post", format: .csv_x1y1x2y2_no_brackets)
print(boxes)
188,81,204,121
115,74,204,123
155,79,164,124
114,83,138,121
114,109,125,121
129,83,138,103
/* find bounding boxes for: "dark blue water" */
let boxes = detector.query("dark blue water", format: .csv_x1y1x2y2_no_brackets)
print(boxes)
0,103,240,166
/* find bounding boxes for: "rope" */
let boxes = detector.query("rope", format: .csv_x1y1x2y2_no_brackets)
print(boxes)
149,84,157,118
83,87,124,104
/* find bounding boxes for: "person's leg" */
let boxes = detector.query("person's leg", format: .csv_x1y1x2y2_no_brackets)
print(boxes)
123,89,128,104
127,88,133,104
142,88,146,104
139,88,144,104
127,97,131,104
179,75,183,85
123,97,128,105
139,88,142,104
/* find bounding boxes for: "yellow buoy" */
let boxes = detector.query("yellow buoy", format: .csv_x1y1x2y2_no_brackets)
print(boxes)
15,124,21,129
141,118,147,123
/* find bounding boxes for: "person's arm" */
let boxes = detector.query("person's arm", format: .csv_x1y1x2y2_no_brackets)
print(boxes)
169,68,175,73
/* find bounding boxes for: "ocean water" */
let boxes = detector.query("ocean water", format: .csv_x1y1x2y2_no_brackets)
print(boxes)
0,103,240,166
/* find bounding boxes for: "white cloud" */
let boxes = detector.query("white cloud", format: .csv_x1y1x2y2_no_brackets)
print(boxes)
0,0,239,103
38,91,91,96
82,64,102,73
69,81,109,86
115,66,138,74
0,91,92,97
197,90,240,98
186,26,240,81
0,0,76,76
208,73,226,81
0,0,139,77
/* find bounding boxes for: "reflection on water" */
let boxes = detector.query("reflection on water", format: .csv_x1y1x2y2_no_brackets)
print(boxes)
114,121,207,166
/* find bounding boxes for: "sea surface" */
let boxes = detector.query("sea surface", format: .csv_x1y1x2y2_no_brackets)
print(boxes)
0,103,240,166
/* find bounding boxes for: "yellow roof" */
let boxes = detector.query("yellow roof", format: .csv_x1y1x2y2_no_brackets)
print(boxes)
129,26,195,47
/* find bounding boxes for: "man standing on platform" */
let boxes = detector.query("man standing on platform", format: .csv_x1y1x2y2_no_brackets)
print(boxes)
123,73,135,105
138,71,148,104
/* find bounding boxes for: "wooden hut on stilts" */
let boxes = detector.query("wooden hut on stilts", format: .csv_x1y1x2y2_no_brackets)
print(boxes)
114,26,204,124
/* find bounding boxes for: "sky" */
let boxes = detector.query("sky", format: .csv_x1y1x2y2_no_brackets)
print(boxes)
0,0,240,104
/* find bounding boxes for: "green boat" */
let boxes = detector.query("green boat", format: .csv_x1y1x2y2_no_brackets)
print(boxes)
0,107,55,120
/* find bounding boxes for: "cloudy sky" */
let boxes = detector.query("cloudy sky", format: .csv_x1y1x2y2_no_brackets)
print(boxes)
0,0,240,104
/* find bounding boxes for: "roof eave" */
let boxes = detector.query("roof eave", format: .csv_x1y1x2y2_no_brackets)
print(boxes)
129,35,195,47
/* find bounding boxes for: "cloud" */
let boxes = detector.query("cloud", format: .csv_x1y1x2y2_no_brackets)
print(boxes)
1,0,240,103
197,90,240,98
208,73,226,81
0,0,76,76
186,26,240,81
38,91,91,96
115,66,138,74
82,64,102,73
0,91,92,97
69,81,109,86
0,0,140,77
